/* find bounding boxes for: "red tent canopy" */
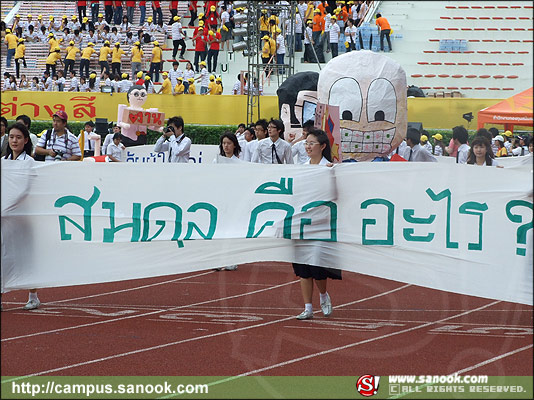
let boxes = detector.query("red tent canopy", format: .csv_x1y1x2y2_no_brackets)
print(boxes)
477,87,533,132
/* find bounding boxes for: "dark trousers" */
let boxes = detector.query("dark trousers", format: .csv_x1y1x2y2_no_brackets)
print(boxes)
78,6,87,23
111,62,121,76
193,50,206,72
114,6,123,25
330,42,338,58
64,59,75,76
189,9,197,26
173,39,187,59
91,3,99,23
169,8,177,25
149,61,160,82
276,53,285,74
105,5,113,24
80,58,90,77
207,49,219,73
45,63,57,77
127,6,134,23
99,60,110,74
152,7,163,25
312,31,324,62
15,57,27,78
380,29,392,51
303,43,312,62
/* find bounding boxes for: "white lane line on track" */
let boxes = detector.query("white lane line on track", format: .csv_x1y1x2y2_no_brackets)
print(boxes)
0,284,411,382
452,344,534,375
388,343,534,399
47,271,216,304
1,280,299,343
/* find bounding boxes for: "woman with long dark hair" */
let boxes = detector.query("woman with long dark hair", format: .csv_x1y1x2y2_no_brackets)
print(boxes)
467,136,499,167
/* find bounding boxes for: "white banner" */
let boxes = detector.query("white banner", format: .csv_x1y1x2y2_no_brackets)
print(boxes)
1,160,532,305
123,144,219,164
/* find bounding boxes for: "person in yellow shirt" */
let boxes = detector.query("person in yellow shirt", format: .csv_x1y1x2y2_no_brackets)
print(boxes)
14,38,26,79
149,40,163,82
160,71,172,94
46,47,63,78
259,9,269,38
4,28,18,68
111,42,126,77
261,35,271,66
187,77,196,94
173,76,185,95
64,40,80,77
268,15,280,36
213,76,223,95
130,41,144,81
207,74,216,95
99,40,112,75
48,33,59,52
80,42,96,78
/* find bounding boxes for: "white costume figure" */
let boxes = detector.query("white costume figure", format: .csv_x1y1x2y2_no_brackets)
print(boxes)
317,50,407,161
117,85,164,141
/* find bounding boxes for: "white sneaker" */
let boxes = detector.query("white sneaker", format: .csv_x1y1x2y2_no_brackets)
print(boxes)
22,299,40,310
224,265,238,271
320,294,332,316
296,310,314,320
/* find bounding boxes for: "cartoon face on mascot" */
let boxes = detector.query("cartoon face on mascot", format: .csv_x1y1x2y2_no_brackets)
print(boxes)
317,50,407,161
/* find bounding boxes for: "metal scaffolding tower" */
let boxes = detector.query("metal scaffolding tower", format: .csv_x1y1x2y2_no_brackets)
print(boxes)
238,1,297,125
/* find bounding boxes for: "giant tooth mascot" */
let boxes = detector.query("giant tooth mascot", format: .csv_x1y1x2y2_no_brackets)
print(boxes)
317,50,407,161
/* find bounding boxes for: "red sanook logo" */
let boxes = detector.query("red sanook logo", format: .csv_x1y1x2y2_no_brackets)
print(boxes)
356,375,380,397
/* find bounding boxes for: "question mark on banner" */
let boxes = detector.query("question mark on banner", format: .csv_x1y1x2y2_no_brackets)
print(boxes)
505,200,533,256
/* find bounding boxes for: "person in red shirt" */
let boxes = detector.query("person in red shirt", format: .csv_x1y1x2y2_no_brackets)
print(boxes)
169,1,179,25
104,0,114,24
77,0,87,23
375,13,392,52
125,1,136,25
113,1,123,25
193,21,207,72
206,29,221,73
205,5,219,31
135,70,145,85
152,1,163,26
188,1,198,27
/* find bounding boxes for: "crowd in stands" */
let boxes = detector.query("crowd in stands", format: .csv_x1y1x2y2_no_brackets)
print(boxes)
2,1,380,94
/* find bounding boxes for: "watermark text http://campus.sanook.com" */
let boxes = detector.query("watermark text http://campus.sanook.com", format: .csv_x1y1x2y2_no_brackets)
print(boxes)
11,380,208,397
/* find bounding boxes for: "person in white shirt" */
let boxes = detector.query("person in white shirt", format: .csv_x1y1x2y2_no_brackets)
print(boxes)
292,120,314,164
275,28,286,74
79,120,98,156
244,119,268,162
328,15,340,58
57,70,66,92
197,61,210,94
102,124,123,154
106,132,124,162
232,73,245,95
214,132,242,162
452,125,470,164
293,128,339,321
68,71,80,92
345,18,357,51
34,110,82,162
303,20,313,63
171,16,186,60
153,116,191,163
168,61,183,89
43,71,53,91
119,73,133,93
402,128,437,162
252,119,293,164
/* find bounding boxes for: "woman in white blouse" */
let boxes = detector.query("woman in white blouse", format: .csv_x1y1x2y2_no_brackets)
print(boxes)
2,122,42,310
293,129,341,320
